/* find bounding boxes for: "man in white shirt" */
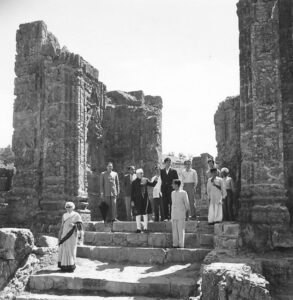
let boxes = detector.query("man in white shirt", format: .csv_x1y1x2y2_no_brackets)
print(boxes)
182,160,198,220
171,179,190,248
152,165,163,221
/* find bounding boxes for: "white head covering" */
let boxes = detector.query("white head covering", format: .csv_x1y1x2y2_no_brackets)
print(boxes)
136,168,144,175
65,201,75,209
221,167,229,173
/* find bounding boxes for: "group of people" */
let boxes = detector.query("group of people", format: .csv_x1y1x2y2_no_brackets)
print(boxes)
98,158,198,248
57,157,235,272
206,158,235,224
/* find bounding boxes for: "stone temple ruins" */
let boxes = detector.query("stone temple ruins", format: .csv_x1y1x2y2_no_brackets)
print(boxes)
1,0,293,299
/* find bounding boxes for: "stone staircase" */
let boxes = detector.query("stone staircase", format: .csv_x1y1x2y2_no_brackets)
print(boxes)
17,220,214,300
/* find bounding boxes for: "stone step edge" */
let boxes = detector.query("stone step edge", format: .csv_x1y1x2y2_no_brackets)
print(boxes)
83,231,214,248
77,245,211,264
84,221,214,233
28,273,198,298
16,293,180,300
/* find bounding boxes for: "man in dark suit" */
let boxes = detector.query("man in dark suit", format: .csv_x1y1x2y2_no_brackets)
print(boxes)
160,157,179,220
123,165,136,221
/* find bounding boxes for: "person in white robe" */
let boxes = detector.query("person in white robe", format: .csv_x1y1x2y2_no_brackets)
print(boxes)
58,201,83,272
207,168,226,224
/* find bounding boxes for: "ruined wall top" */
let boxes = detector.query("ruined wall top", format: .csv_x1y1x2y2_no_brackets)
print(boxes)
16,21,99,81
106,90,163,109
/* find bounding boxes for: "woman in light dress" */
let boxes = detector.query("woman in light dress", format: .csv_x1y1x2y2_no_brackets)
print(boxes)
58,201,83,272
207,168,226,224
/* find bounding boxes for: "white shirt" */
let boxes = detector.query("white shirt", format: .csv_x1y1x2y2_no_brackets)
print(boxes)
207,176,227,205
182,168,198,186
165,167,170,175
152,175,162,198
222,176,233,190
171,190,190,220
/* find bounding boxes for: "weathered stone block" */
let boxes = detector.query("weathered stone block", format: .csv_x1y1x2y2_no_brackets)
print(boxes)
126,233,148,247
0,228,34,260
202,263,271,300
251,205,290,225
35,235,58,248
214,223,223,235
214,236,238,249
222,223,240,236
112,233,128,246
148,233,170,248
199,234,214,246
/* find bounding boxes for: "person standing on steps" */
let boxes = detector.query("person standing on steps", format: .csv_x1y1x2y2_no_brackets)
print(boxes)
100,162,120,223
171,179,190,248
221,167,235,221
124,165,136,221
160,157,179,220
206,158,220,179
131,168,158,233
58,201,83,273
152,164,163,222
207,168,226,225
182,160,198,220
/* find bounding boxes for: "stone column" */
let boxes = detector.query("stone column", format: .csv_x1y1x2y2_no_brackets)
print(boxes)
9,21,99,227
237,0,290,250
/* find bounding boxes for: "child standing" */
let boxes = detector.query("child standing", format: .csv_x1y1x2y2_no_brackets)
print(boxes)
171,179,190,248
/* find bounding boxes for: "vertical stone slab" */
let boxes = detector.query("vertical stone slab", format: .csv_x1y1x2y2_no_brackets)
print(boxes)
192,153,213,220
9,21,106,227
214,96,241,212
278,0,293,221
237,0,290,250
9,21,54,223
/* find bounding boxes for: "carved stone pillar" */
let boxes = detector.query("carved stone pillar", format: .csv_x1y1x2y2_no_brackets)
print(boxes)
237,0,291,250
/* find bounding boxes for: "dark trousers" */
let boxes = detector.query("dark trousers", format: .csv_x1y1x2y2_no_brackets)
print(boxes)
153,197,164,221
223,189,234,221
162,190,172,220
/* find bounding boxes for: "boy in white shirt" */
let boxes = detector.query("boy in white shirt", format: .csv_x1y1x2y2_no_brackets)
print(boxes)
171,179,190,248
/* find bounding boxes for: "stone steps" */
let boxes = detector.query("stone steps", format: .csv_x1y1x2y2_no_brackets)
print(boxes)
77,245,211,265
17,294,178,300
84,220,214,234
83,231,214,248
27,258,200,299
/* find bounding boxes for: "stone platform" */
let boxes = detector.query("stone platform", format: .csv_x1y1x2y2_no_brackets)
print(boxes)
17,220,213,299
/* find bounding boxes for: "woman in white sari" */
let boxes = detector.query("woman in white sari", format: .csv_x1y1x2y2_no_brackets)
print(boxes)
58,202,83,272
207,168,226,224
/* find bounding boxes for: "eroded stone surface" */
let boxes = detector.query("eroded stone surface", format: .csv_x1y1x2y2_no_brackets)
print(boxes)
201,263,271,300
28,257,199,298
7,21,162,228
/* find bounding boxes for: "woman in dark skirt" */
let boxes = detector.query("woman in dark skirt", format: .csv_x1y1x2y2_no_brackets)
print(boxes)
131,168,158,233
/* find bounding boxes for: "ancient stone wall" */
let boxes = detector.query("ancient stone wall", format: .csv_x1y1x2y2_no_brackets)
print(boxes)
214,96,241,215
8,21,105,227
229,0,293,250
7,21,162,229
89,90,162,220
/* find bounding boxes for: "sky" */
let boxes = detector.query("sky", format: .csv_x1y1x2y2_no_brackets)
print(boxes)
0,0,240,158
